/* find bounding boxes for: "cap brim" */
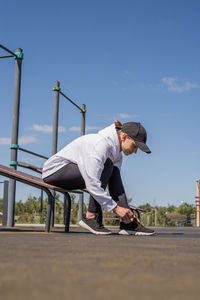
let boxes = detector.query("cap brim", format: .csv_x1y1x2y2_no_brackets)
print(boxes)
135,141,151,154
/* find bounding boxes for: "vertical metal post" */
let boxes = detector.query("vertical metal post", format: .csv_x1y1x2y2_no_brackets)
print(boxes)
7,48,23,227
52,81,60,155
51,81,60,227
2,181,9,226
64,193,71,232
64,196,67,225
80,104,86,136
196,180,200,227
40,190,43,212
78,104,86,222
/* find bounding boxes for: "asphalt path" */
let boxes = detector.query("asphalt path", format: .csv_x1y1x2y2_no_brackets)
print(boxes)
0,225,200,300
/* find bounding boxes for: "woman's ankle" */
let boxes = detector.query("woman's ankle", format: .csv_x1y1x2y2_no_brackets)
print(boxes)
86,211,96,219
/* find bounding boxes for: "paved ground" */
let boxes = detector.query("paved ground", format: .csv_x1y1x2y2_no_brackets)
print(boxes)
0,225,200,300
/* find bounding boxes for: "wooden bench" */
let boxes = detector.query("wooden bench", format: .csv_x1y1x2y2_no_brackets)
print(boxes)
0,164,144,233
0,164,84,232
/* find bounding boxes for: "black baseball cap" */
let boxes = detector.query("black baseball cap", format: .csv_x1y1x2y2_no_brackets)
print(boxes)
121,122,151,154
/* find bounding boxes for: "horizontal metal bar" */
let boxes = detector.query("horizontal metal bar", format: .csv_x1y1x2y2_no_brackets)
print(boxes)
0,44,17,57
18,147,49,160
18,161,42,174
0,55,14,59
59,91,82,111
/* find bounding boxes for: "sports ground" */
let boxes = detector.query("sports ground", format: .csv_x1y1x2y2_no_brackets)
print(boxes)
0,225,200,300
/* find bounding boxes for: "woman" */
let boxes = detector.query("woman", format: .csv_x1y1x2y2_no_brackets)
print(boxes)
42,120,154,236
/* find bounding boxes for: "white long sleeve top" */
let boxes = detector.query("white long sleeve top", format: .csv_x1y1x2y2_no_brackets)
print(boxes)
42,124,123,211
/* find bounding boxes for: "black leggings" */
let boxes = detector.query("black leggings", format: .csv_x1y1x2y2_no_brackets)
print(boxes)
43,159,129,217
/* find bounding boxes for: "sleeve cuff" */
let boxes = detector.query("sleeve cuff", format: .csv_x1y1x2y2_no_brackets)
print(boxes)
103,201,117,212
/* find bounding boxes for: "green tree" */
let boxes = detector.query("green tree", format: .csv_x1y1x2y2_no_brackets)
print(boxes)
157,206,168,226
13,195,196,227
167,205,176,213
15,200,25,215
139,203,152,213
176,202,195,219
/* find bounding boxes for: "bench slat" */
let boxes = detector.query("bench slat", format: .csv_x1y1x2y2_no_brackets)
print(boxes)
0,164,83,195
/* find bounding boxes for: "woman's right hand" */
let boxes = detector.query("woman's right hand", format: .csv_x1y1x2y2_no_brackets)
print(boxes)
113,205,134,223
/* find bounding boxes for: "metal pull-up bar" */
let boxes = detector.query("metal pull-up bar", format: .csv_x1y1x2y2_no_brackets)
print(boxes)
0,44,23,59
59,91,86,112
0,44,16,58
52,81,86,223
53,86,86,112
18,147,49,160
52,81,86,155
9,144,49,165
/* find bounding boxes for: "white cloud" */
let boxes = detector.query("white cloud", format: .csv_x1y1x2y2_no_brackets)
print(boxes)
119,113,132,119
19,136,38,145
161,77,198,93
68,126,80,132
69,126,102,132
57,126,66,133
31,124,66,133
0,137,11,145
0,136,38,146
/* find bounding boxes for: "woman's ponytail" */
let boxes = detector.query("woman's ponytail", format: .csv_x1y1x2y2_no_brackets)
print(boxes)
114,120,123,131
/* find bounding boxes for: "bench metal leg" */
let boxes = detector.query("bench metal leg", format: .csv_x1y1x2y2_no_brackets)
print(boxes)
50,190,55,227
44,188,53,232
64,192,71,233
78,193,84,222
2,180,9,226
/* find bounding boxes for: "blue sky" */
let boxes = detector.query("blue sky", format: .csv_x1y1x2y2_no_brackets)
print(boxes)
0,0,200,207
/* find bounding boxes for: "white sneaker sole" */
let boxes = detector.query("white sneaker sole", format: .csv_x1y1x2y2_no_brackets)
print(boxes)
79,220,112,235
118,229,155,236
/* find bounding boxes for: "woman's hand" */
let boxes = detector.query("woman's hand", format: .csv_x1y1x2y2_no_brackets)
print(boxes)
113,205,134,223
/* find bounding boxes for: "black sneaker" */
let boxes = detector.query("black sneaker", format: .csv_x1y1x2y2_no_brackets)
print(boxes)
79,215,112,235
119,218,155,236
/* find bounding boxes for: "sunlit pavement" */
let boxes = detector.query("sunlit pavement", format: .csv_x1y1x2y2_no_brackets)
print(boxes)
0,225,200,300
